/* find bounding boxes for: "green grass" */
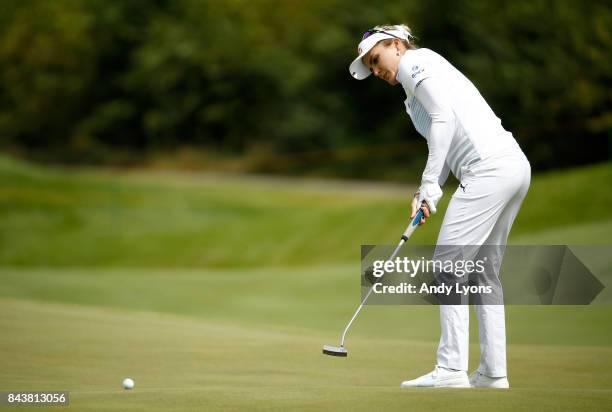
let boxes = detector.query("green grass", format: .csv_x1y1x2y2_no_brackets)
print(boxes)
1,298,611,411
1,266,611,346
0,155,611,411
0,156,610,268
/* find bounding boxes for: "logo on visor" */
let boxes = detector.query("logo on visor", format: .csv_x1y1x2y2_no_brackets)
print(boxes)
412,65,419,71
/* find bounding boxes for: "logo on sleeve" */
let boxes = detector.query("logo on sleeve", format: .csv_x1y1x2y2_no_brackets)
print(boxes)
411,67,425,78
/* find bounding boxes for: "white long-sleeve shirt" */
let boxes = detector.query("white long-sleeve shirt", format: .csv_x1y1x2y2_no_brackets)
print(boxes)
396,48,520,212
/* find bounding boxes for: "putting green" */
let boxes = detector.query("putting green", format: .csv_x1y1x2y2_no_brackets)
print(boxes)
0,157,611,410
1,297,611,411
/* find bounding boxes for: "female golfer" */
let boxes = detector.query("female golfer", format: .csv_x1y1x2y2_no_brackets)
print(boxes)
349,25,530,388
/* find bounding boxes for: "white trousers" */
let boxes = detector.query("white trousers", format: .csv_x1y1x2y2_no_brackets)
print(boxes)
434,149,531,377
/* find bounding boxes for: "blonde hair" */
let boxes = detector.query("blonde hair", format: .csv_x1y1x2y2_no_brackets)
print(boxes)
374,24,418,49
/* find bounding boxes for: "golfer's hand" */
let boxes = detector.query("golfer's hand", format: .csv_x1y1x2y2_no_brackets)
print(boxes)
411,196,431,225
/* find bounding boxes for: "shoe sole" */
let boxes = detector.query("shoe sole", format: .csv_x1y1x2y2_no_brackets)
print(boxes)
401,378,471,389
435,381,471,388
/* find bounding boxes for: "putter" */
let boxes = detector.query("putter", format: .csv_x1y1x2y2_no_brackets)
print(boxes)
322,208,425,357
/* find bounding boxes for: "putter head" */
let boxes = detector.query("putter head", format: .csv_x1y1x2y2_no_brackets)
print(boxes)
322,345,348,357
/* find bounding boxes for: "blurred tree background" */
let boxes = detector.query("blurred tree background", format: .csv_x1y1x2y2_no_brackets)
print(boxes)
0,0,609,179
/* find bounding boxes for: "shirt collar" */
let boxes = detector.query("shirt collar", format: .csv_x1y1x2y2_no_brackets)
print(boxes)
395,51,414,85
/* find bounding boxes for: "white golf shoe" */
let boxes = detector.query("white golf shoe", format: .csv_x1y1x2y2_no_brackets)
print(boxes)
400,366,470,388
469,371,510,389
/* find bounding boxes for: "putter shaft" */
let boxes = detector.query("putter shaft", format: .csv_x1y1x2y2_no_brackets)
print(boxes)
339,209,424,347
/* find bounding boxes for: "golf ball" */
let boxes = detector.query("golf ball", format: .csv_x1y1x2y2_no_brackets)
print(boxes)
122,378,135,390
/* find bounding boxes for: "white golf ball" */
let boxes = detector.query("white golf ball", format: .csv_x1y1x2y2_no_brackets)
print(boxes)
122,378,135,390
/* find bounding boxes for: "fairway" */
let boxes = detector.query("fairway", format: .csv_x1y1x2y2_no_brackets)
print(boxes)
1,158,611,410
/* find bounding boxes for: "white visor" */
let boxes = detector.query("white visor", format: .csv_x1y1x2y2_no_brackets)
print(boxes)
349,29,409,80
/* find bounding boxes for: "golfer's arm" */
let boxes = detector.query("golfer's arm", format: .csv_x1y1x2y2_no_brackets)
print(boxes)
438,162,450,187
415,78,455,212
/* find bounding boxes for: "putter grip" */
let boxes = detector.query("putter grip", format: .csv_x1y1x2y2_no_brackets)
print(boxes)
401,208,424,241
